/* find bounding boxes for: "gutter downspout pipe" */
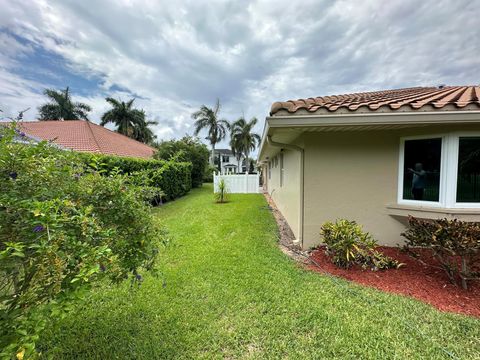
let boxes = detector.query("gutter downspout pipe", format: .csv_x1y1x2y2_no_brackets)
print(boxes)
266,135,304,248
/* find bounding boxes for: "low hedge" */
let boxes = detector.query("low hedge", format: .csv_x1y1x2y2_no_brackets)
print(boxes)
79,153,192,201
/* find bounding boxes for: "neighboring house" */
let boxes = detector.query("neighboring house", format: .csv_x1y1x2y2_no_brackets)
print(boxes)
4,120,156,158
215,148,247,173
258,86,480,249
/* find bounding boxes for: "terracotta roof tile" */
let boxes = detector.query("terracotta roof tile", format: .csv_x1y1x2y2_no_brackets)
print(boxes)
11,120,156,158
270,86,480,116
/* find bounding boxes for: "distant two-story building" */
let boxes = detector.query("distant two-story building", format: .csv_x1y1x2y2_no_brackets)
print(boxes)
214,148,247,174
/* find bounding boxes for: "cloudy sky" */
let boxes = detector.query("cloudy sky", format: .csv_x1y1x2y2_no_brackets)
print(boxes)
0,0,478,148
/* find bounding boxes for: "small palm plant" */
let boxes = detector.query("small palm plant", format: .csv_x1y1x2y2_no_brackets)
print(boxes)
215,178,228,203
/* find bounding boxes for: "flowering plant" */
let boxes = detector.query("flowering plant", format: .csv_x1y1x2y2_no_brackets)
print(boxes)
0,122,164,358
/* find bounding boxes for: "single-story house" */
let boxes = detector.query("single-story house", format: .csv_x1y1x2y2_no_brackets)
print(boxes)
4,120,156,158
258,86,480,248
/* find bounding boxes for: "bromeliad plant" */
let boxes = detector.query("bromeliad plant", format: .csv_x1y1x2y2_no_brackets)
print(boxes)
320,219,400,271
215,178,228,203
0,122,164,358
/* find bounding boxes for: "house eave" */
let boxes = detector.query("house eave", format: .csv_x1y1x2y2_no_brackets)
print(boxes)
258,110,480,161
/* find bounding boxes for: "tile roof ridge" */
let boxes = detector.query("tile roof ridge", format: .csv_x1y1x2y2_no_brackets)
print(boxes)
85,120,102,153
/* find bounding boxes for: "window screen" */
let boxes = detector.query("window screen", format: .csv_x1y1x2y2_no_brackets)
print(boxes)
457,137,480,203
402,138,441,202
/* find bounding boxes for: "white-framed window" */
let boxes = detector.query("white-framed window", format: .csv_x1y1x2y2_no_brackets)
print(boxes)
280,152,284,187
398,132,480,208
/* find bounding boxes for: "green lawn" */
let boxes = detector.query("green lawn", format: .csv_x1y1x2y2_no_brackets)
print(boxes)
39,184,480,359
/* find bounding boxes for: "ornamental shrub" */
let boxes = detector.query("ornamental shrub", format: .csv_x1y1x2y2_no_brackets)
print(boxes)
320,219,400,271
79,152,192,201
0,123,164,358
401,216,480,289
154,136,209,188
215,178,228,203
203,165,217,183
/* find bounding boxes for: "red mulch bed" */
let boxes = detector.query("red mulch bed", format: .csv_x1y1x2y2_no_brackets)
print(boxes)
308,246,480,318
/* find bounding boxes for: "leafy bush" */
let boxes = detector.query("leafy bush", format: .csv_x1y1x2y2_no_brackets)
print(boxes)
203,165,217,183
320,219,400,271
78,152,165,174
154,136,209,188
79,153,192,202
0,123,164,358
147,160,192,201
401,216,480,289
215,178,228,203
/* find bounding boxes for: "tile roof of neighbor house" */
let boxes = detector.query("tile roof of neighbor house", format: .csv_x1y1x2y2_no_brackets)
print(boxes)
270,86,480,116
14,120,156,158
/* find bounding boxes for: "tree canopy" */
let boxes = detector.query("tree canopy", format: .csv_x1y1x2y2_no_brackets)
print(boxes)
192,99,229,164
230,117,261,173
154,136,209,188
38,87,91,121
101,98,157,144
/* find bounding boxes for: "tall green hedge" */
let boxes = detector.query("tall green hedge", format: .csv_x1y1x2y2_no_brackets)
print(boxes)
78,153,192,201
147,161,192,201
154,136,209,188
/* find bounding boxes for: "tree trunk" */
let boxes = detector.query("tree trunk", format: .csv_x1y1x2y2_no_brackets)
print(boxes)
210,143,215,166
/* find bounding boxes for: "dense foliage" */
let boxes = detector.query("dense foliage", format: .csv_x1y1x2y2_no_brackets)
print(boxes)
38,87,92,121
100,97,157,144
320,219,400,271
401,216,480,289
154,136,209,188
0,123,164,358
78,153,192,201
203,165,217,183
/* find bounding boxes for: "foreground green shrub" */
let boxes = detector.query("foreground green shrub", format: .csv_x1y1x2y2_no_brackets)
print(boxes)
0,124,164,358
401,216,480,289
320,219,400,271
154,136,209,188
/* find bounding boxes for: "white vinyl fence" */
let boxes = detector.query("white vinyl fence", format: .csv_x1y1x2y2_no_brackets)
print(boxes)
213,173,260,193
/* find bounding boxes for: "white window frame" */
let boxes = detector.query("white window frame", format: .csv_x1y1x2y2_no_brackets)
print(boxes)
451,132,480,208
398,132,480,209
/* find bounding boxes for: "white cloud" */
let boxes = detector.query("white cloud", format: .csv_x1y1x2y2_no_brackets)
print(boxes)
0,0,479,152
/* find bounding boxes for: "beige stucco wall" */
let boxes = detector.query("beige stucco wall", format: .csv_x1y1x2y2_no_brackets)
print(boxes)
302,124,480,248
266,147,302,239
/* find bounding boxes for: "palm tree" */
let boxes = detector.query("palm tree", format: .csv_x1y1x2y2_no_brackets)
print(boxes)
192,99,229,165
101,98,144,137
38,87,91,120
133,116,158,145
230,117,261,174
229,135,243,174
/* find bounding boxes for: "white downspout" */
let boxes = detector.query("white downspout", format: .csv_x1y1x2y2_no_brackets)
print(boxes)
267,135,305,248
